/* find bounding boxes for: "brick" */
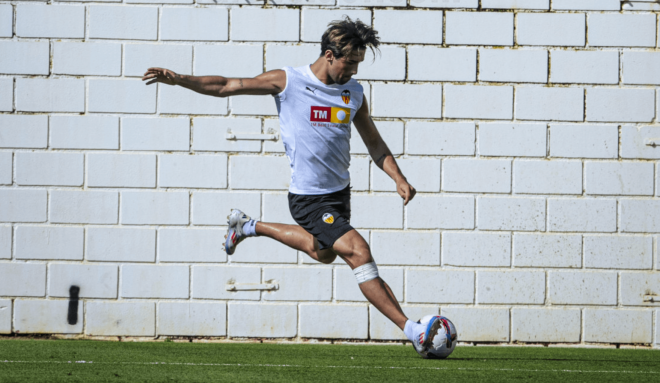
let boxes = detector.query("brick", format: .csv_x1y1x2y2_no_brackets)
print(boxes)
195,44,263,77
14,299,82,334
478,270,545,304
446,12,513,46
193,266,261,301
53,42,121,76
230,156,290,190
354,46,405,81
407,270,474,304
623,52,660,85
406,196,475,230
0,4,11,37
230,95,278,116
86,227,156,263
263,267,332,301
586,161,654,196
514,234,582,268
0,78,11,111
478,197,545,231
335,267,403,302
0,226,10,259
589,14,656,47
161,8,227,41
228,303,297,338
0,116,47,149
518,13,585,46
338,0,406,6
374,10,442,44
549,124,618,159
265,44,320,72
0,189,46,224
445,85,513,120
441,307,509,342
372,158,440,192
193,192,260,226
159,228,225,263
263,119,286,153
407,122,475,156
443,232,510,267
0,299,10,334
516,87,584,121
621,272,660,306
351,121,403,155
300,304,367,339
233,236,298,264
479,49,547,83
86,301,155,336
351,195,402,229
512,308,581,342
585,235,653,270
50,116,119,150
0,41,49,75
50,191,118,225
372,83,442,118
371,305,435,341
88,153,155,188
0,263,45,297
552,0,620,10
121,117,189,151
0,152,10,186
584,309,652,343
121,265,188,299
408,47,475,82
621,126,660,160
15,226,83,261
483,0,548,9
16,152,82,186
121,191,189,225
158,302,226,336
549,271,617,305
16,78,84,113
231,8,299,42
160,85,227,114
443,159,511,193
514,160,583,195
620,199,660,233
478,123,546,157
48,264,118,298
124,44,192,77
263,193,296,225
193,117,261,153
349,157,369,192
89,80,156,114
622,2,660,11
301,9,371,42
371,231,439,266
159,154,227,189
551,50,619,85
89,6,157,40
17,4,84,38
549,198,616,232
587,88,655,122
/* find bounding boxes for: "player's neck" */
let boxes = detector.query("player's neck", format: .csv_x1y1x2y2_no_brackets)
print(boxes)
310,57,336,86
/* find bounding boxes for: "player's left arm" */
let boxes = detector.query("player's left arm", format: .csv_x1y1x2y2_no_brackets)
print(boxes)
352,98,416,205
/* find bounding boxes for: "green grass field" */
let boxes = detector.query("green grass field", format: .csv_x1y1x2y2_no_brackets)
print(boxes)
0,339,658,382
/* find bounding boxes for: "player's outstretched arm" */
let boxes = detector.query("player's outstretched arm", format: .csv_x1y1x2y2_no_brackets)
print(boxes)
142,68,286,97
353,99,417,205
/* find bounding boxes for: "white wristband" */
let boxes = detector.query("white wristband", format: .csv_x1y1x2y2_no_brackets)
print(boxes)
353,262,379,284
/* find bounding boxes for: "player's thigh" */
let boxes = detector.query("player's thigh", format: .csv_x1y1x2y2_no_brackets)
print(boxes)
332,229,373,268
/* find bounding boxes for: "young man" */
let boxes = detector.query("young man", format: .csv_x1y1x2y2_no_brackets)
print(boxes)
143,17,441,357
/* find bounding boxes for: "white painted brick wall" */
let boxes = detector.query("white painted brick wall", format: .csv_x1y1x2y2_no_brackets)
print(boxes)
620,199,660,233
371,231,439,266
0,299,10,334
263,267,332,301
159,84,228,115
441,307,509,342
445,12,513,46
15,226,83,260
158,302,226,336
301,9,371,43
479,49,547,83
550,50,619,84
351,121,403,155
0,189,47,223
193,117,261,153
351,195,403,229
88,153,156,188
121,265,189,299
0,115,48,149
478,123,546,157
0,263,46,297
443,232,510,267
50,191,118,224
584,235,653,270
477,197,545,231
161,8,227,41
300,304,368,339
16,152,83,186
50,116,119,150
0,79,11,112
266,44,320,72
408,47,475,82
586,88,655,122
234,236,298,264
121,191,189,225
483,0,549,9
513,234,582,268
159,154,227,189
548,198,617,232
372,158,440,192
231,8,299,42
407,122,475,156
518,13,585,46
553,0,620,11
623,51,660,85
86,227,156,263
158,228,225,263
374,10,442,44
512,308,581,343
478,270,545,304
228,302,297,338
192,191,260,226
443,159,511,193
89,6,158,40
0,4,11,37
230,156,290,190
125,44,192,77
406,195,475,230
16,78,85,113
53,42,122,76
121,117,189,151
588,14,656,47
0,41,50,75
17,4,84,39
584,309,653,343
515,87,584,121
0,152,10,185
620,272,660,306
406,270,474,304
513,160,583,195
549,124,618,159
0,226,10,259
445,85,513,120
195,44,263,77
192,266,261,301
48,264,118,299
14,299,82,334
621,126,660,160
548,271,617,305
585,161,654,196
372,83,442,118
89,80,157,114
86,301,155,336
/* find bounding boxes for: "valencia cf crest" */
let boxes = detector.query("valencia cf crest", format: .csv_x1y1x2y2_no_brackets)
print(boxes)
341,90,351,104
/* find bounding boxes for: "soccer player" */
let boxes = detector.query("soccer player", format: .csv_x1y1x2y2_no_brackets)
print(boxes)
143,17,441,357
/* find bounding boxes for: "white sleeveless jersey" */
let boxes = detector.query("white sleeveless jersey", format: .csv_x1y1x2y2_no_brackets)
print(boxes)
275,65,364,195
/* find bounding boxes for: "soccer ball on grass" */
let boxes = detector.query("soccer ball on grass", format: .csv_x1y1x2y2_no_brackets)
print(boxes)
415,315,457,359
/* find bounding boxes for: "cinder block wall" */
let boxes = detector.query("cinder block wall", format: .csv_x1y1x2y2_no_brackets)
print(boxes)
0,0,659,347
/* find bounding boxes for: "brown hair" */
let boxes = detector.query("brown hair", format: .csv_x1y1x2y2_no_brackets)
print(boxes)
320,16,380,59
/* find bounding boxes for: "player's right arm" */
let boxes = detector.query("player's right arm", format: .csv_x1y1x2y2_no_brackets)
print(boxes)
142,68,286,97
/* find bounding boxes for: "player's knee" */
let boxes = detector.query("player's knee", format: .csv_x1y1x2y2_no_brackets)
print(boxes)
318,252,337,264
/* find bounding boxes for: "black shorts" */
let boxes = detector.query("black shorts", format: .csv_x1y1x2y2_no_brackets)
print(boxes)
288,185,354,250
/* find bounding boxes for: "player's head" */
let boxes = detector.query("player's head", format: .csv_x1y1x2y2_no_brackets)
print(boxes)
320,16,380,85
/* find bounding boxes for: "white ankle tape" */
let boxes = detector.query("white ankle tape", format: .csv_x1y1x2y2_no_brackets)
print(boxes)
353,262,379,284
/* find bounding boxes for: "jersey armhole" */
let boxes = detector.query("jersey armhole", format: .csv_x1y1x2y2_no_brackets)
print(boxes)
277,67,291,102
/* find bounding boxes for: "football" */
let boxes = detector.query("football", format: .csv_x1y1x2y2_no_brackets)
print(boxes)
417,315,458,359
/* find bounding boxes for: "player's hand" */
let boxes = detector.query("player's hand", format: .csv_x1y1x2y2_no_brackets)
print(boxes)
142,67,178,86
396,179,416,206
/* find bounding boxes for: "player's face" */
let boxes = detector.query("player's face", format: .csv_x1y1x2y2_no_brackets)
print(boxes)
330,49,365,85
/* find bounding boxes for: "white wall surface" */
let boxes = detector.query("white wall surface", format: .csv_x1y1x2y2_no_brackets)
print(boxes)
0,0,659,347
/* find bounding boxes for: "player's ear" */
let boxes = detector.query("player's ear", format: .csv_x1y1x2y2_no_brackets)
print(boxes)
324,50,336,63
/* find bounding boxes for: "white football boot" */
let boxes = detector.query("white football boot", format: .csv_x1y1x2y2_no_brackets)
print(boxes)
224,209,252,255
411,316,442,358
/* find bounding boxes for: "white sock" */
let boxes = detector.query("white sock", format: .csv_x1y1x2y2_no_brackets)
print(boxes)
242,220,258,237
404,319,418,342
